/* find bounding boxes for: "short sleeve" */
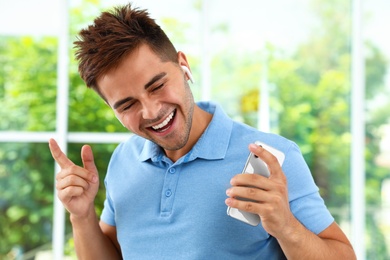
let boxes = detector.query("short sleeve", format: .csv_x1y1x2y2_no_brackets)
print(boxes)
283,142,334,234
290,192,334,234
100,180,116,226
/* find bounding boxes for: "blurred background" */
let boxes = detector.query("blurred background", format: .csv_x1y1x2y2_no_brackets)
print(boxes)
0,0,389,259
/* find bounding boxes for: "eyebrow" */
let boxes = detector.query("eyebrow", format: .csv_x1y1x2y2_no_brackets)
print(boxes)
112,72,167,110
145,72,167,89
113,97,133,110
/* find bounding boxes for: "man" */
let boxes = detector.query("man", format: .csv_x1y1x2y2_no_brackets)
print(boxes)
49,3,356,259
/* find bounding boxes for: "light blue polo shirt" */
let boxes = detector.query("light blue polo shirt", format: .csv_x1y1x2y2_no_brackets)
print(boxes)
101,101,334,259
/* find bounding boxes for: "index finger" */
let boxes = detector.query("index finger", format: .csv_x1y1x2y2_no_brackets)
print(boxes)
49,138,74,169
249,143,278,164
248,143,284,179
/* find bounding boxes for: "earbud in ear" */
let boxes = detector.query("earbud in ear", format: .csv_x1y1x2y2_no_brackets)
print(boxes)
181,65,194,84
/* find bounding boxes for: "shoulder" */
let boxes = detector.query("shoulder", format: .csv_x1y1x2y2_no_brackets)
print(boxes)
230,120,296,154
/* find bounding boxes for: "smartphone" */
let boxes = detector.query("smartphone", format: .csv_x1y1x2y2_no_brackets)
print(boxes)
227,141,285,226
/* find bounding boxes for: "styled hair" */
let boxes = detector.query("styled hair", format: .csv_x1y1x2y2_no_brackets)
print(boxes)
74,3,178,94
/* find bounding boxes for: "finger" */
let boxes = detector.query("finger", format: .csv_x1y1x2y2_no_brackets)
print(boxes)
56,164,97,184
56,174,90,191
248,144,284,180
57,186,84,202
81,145,98,174
230,173,269,190
49,138,75,169
230,172,288,210
225,197,261,215
81,145,99,183
248,143,278,165
226,185,269,203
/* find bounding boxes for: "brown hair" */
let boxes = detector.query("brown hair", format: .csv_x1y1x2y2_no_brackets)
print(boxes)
74,3,178,95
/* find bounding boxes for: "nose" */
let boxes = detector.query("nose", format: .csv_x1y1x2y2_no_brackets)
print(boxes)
141,98,161,120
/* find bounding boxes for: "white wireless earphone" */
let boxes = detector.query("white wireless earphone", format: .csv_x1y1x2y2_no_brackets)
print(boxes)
181,65,194,84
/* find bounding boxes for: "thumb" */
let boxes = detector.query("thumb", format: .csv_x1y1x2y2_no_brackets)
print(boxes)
81,145,99,182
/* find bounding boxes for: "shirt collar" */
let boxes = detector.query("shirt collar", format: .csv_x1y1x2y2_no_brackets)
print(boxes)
138,101,232,163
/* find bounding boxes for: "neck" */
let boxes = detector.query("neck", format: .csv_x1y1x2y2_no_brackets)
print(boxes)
165,105,212,162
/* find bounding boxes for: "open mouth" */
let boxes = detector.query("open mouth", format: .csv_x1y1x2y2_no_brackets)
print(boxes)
150,110,176,133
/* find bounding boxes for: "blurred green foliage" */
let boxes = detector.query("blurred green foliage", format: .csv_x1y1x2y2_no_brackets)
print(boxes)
0,143,54,257
0,0,389,259
0,36,57,131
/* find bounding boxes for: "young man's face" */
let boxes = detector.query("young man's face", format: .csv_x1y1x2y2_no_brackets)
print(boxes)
97,44,195,152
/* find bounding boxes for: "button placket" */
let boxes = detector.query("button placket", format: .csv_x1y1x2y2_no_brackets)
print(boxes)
160,166,180,217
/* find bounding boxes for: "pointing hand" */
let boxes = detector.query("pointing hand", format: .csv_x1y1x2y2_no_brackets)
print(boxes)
49,138,100,218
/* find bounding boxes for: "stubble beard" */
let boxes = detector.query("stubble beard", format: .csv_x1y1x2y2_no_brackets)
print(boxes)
151,81,195,152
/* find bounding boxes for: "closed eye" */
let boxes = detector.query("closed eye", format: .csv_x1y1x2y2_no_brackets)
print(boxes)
122,101,135,111
151,83,164,92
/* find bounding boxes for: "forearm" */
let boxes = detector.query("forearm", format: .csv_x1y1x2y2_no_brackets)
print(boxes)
70,209,121,260
276,220,356,260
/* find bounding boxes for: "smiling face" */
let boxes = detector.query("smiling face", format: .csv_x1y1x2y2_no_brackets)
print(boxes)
97,44,208,161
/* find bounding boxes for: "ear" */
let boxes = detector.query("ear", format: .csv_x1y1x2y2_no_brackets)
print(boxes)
181,65,194,83
177,51,194,83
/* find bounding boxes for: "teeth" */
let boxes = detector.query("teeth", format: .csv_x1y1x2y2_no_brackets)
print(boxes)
152,111,174,130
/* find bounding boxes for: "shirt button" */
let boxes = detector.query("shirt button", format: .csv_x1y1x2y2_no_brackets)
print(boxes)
165,189,172,197
169,168,176,174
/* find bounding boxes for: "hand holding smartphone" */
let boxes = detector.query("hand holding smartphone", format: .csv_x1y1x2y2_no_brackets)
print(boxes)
226,141,285,226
